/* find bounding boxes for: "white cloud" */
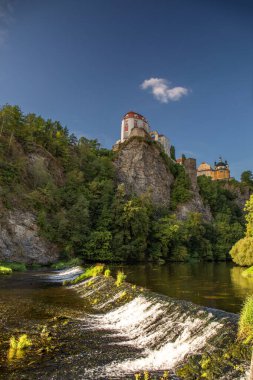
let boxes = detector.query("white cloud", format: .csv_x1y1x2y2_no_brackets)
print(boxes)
141,77,189,103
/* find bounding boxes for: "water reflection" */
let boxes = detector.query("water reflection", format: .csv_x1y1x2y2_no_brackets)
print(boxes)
113,262,253,313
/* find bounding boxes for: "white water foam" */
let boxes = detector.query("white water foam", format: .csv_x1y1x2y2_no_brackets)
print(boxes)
47,266,83,281
88,295,223,376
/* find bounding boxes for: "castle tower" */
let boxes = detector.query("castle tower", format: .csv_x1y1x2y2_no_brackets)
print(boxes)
121,111,150,142
213,157,230,180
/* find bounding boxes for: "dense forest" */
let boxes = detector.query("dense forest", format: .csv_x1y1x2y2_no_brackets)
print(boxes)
0,104,251,263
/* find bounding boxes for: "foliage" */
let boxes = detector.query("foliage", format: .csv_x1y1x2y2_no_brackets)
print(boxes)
242,266,253,278
176,342,250,379
170,145,176,160
241,170,253,188
115,270,127,287
230,195,253,266
104,268,111,277
0,104,247,264
10,334,32,350
230,237,253,266
0,266,12,274
238,296,253,343
67,264,105,285
51,257,82,270
0,262,27,271
170,164,192,209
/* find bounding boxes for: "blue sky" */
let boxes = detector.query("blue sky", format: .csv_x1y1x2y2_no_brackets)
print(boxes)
0,0,252,178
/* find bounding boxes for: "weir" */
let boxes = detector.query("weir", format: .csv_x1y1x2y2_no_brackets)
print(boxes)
51,267,249,380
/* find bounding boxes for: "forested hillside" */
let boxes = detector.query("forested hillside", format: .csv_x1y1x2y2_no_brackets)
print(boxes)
0,105,248,263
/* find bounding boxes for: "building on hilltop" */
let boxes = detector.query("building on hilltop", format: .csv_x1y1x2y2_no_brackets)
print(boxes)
150,130,171,157
121,111,150,142
197,157,230,181
113,111,171,157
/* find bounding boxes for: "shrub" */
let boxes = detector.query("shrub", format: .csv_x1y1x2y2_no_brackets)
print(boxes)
0,266,12,274
9,334,32,350
238,296,253,343
104,268,111,277
230,237,253,266
115,270,126,287
51,257,82,270
0,262,27,271
67,264,104,285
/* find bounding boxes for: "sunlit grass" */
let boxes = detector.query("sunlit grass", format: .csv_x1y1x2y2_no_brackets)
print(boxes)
238,295,253,343
8,334,32,361
104,268,111,278
0,266,12,274
67,264,105,285
51,257,82,270
115,270,126,287
0,262,26,271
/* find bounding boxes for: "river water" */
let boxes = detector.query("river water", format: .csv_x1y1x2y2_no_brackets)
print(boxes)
112,262,253,314
0,263,251,379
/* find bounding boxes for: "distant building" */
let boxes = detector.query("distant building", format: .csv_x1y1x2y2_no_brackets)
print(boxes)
113,111,171,156
121,111,150,142
197,157,230,181
150,130,171,157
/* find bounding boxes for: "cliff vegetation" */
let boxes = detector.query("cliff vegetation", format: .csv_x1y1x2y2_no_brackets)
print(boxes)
0,104,248,264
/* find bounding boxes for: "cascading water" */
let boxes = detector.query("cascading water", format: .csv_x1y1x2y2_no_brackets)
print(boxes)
61,270,242,379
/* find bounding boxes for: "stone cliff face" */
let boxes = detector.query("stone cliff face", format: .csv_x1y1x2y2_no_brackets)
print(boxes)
0,210,59,264
114,138,212,221
114,138,174,206
176,158,212,222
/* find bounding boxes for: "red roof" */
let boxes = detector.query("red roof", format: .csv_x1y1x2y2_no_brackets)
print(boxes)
123,111,147,123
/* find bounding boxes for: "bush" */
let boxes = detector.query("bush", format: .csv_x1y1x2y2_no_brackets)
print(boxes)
0,266,12,274
104,268,111,277
0,262,27,271
238,296,253,343
67,264,104,285
115,270,126,287
230,237,253,266
51,257,82,270
10,334,32,350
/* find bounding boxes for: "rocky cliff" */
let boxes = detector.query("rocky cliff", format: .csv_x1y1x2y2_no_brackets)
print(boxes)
0,209,59,264
114,138,174,206
114,137,212,222
176,158,212,222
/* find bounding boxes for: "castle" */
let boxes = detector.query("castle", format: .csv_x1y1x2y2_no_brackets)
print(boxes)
197,158,230,181
113,111,171,157
113,112,231,181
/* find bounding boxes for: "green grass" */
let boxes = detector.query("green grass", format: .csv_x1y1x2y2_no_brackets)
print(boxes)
242,266,253,278
115,270,127,287
104,268,111,278
9,334,32,350
238,295,253,343
0,266,12,274
0,262,27,272
51,257,82,270
65,264,105,285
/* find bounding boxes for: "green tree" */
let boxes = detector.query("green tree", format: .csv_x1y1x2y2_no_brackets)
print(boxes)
241,170,253,187
230,195,253,266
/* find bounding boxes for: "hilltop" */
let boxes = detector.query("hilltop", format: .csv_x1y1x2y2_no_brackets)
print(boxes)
0,105,250,264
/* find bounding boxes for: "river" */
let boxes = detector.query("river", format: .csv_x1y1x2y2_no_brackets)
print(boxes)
0,262,251,379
